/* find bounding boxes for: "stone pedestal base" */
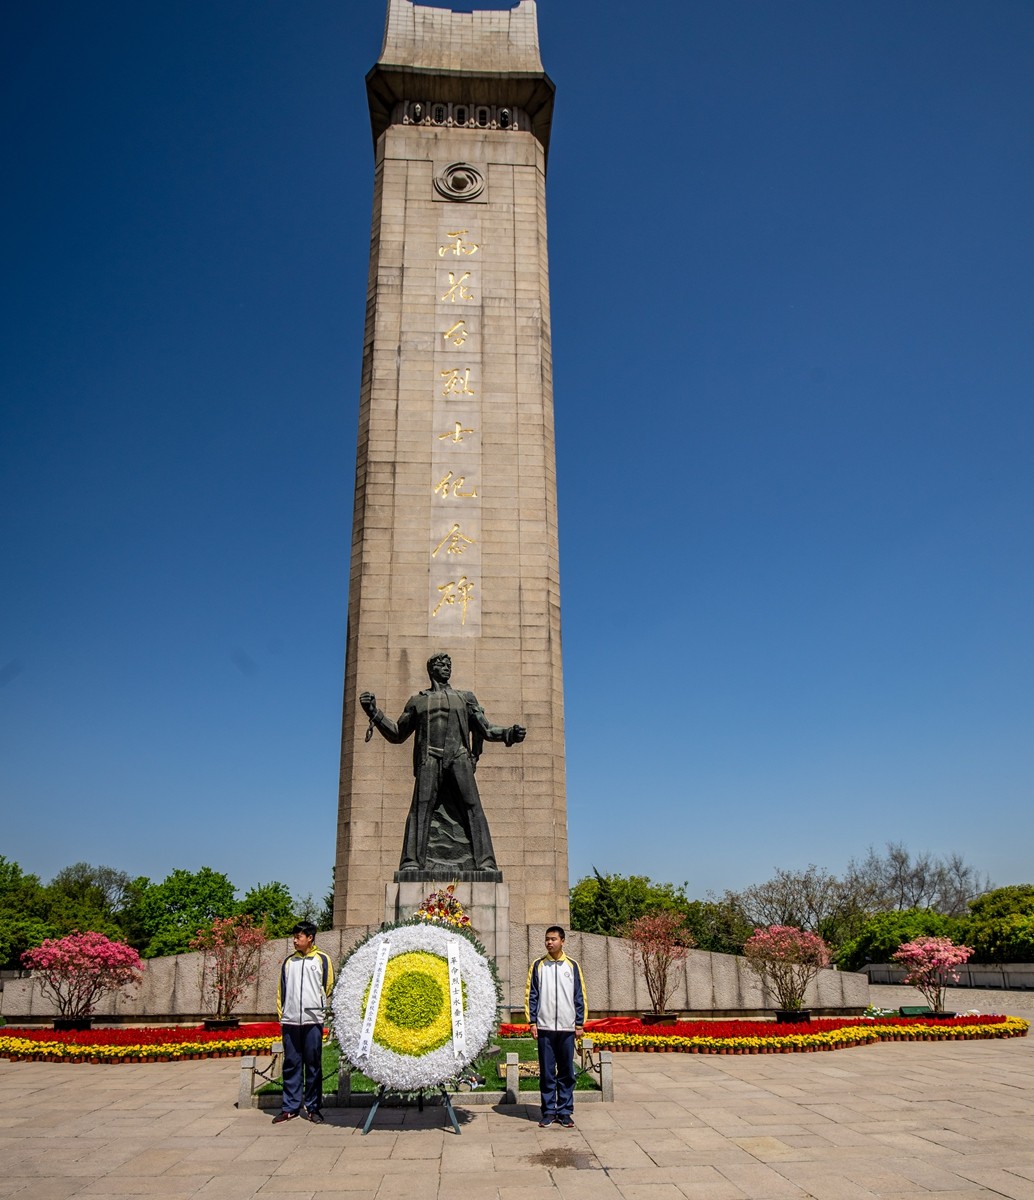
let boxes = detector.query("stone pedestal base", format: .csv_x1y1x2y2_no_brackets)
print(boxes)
393,869,503,884
385,880,510,997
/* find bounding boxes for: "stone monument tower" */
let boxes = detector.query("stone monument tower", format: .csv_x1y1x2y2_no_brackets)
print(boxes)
334,0,567,978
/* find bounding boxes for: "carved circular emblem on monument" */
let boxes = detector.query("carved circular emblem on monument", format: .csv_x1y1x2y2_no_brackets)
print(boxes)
434,162,485,201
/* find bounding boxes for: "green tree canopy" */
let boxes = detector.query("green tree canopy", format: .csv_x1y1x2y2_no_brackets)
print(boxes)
681,896,753,956
570,870,690,936
966,885,1034,962
968,914,1034,964
835,908,964,972
42,862,134,940
237,880,296,937
0,856,53,968
136,867,237,958
967,884,1034,920
0,914,55,971
317,870,336,931
0,856,41,897
292,890,334,931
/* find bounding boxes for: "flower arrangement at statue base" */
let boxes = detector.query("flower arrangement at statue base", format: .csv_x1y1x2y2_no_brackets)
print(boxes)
414,884,471,929
332,918,500,1094
0,1022,283,1064
499,1014,1028,1054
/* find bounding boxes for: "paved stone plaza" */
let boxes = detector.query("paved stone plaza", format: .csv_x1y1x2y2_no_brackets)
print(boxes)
2,994,1032,1200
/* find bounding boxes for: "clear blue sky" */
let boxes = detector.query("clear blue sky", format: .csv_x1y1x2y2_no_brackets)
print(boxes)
3,1,1032,907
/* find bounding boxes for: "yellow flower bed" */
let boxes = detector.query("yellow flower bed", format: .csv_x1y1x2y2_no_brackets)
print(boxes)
586,1016,1028,1055
864,1016,1028,1042
0,1035,278,1063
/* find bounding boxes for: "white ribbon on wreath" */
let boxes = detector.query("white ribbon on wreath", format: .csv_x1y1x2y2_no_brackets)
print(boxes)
356,938,391,1066
447,937,466,1060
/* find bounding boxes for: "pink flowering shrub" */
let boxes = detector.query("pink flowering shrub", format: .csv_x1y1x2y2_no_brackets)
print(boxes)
742,925,831,1011
21,932,143,1018
190,915,267,1018
620,912,695,1015
891,936,972,1012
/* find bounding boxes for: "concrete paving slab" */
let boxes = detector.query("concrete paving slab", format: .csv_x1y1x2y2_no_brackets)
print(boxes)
1,1016,1032,1198
953,1170,1034,1200
552,1179,624,1200
434,1188,497,1200
251,1188,314,1200
2,1185,85,1200
191,1182,268,1200
608,1186,684,1200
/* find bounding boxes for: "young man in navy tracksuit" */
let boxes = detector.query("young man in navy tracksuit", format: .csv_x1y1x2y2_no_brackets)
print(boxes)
273,921,334,1124
526,925,587,1128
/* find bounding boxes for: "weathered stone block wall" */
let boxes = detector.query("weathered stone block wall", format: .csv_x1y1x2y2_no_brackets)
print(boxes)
2,926,868,1022
509,927,869,1018
0,929,371,1024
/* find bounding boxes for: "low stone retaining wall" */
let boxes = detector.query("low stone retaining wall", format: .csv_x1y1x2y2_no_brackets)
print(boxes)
866,963,1034,989
2,925,869,1022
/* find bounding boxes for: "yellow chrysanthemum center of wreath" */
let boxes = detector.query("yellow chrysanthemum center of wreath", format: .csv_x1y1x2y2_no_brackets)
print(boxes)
363,951,464,1057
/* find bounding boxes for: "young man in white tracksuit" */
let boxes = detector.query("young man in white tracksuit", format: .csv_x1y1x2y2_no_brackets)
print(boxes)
274,921,334,1124
525,925,587,1128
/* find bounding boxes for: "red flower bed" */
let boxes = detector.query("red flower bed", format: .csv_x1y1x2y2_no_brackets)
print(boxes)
499,1014,1008,1039
2,1022,281,1047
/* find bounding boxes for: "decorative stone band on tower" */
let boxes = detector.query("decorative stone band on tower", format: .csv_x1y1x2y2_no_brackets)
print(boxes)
334,0,568,978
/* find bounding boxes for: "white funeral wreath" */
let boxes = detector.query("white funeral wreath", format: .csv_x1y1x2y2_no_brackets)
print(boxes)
332,921,499,1092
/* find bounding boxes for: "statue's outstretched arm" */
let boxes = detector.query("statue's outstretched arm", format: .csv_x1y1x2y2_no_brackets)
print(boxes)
359,691,414,744
468,697,526,746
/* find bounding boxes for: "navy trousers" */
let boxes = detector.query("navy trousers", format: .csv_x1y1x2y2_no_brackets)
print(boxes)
537,1029,576,1118
281,1023,324,1114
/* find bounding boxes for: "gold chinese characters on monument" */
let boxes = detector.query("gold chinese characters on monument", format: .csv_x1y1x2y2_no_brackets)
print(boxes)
441,272,475,303
438,230,479,258
432,523,476,558
430,217,483,632
440,367,475,396
442,321,468,347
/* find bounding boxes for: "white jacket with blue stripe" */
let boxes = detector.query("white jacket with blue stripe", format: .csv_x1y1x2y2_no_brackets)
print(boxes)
525,952,587,1031
277,947,334,1026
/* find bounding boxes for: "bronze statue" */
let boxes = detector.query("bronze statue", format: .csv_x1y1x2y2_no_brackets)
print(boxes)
360,653,526,874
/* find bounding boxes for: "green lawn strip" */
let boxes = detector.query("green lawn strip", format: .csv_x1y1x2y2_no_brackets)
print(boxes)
258,1037,597,1095
500,1036,539,1062
504,1037,600,1091
258,1041,345,1096
519,1073,599,1091
258,1041,383,1096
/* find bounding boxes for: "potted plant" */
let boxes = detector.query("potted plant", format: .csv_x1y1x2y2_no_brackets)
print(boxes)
620,911,695,1023
742,925,830,1023
891,936,972,1014
21,931,143,1030
190,914,267,1028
